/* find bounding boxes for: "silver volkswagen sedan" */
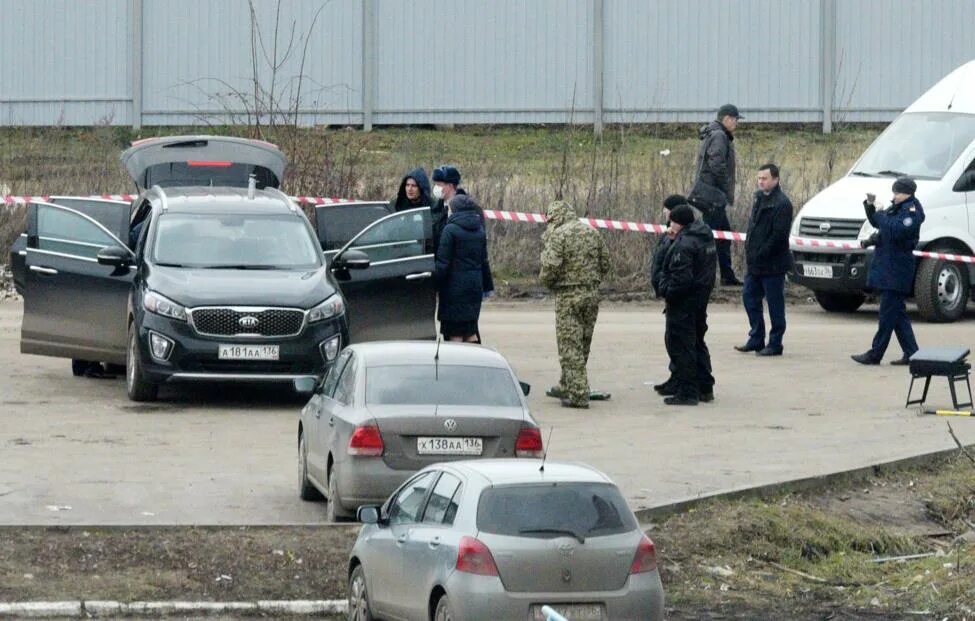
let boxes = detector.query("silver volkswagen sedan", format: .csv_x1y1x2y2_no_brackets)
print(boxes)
297,342,543,521
348,460,665,621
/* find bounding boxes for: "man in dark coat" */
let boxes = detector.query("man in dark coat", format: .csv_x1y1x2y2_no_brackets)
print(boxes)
390,167,434,212
650,195,683,395
695,103,743,286
735,163,793,356
852,177,924,365
657,205,718,406
431,165,466,256
434,194,494,342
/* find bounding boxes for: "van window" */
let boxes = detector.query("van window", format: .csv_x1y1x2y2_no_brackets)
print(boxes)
852,112,975,180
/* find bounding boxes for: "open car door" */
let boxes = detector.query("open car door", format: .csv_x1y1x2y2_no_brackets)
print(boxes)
20,201,134,365
313,201,394,253
330,207,436,342
120,135,287,190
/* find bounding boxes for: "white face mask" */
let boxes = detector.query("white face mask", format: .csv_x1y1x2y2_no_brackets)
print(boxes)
432,185,445,200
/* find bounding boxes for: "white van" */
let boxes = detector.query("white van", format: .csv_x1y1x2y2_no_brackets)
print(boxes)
790,59,975,322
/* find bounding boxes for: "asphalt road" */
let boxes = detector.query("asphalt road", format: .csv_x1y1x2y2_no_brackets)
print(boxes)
2,297,975,525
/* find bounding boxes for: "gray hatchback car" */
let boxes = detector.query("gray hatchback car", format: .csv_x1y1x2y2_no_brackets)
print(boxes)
348,460,665,621
297,341,543,521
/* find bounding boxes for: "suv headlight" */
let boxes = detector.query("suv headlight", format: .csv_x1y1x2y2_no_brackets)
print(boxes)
308,294,345,323
143,291,187,321
790,215,801,237
858,220,877,243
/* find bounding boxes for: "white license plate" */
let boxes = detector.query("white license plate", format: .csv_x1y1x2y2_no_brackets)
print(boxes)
802,264,833,278
218,344,280,360
417,437,483,456
532,604,605,621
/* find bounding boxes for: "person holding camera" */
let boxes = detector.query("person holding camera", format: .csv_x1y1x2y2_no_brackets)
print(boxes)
851,177,924,365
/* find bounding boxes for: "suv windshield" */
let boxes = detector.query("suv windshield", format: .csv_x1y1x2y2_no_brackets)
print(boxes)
477,482,637,541
365,365,521,407
152,213,322,269
851,112,975,180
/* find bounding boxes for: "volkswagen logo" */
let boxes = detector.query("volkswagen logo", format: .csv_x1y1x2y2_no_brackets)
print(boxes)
818,221,832,233
443,418,457,432
557,542,576,560
238,316,259,329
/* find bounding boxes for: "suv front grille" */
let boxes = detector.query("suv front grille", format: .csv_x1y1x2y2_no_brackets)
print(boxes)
798,217,864,239
189,307,305,338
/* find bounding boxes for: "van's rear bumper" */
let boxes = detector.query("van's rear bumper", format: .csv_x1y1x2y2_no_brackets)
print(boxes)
789,249,872,292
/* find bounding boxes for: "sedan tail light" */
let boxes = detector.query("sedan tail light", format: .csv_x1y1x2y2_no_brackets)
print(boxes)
348,425,384,456
456,536,499,576
630,534,658,574
515,426,544,458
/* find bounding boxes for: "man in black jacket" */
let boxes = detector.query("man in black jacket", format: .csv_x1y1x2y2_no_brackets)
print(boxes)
658,205,718,406
695,103,742,286
735,164,793,356
431,165,467,257
390,167,434,212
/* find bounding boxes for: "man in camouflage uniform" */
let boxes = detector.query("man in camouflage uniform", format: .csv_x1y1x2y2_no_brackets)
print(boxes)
539,201,611,408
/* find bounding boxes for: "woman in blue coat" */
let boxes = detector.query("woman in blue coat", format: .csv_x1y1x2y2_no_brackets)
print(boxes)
435,194,494,342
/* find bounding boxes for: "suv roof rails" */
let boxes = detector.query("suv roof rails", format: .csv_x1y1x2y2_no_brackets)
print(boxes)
148,185,170,213
265,186,300,214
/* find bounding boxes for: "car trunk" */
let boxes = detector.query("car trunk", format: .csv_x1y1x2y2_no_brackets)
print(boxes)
479,531,640,593
367,404,526,470
120,136,287,191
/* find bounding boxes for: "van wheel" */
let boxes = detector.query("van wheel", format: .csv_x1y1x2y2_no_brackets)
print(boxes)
915,254,969,322
434,594,453,621
298,433,323,501
126,326,158,402
814,292,865,313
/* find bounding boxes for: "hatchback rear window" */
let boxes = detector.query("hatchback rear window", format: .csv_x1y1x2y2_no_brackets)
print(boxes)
477,483,637,540
365,364,522,407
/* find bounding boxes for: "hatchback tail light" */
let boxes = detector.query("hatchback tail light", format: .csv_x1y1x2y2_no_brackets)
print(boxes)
348,425,384,456
630,534,658,573
515,426,544,458
456,536,499,576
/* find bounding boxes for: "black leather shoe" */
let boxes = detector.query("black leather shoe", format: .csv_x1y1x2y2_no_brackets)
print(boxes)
734,343,763,353
851,352,880,365
560,398,589,409
721,277,744,287
889,357,911,366
653,380,675,394
664,395,699,406
545,386,564,398
756,347,783,357
699,391,714,403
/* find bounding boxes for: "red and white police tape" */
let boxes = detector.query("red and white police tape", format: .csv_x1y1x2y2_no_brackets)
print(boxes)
3,195,974,264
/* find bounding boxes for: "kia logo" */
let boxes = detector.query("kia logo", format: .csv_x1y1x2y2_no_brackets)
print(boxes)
443,419,457,432
819,221,831,233
238,316,259,329
557,542,576,560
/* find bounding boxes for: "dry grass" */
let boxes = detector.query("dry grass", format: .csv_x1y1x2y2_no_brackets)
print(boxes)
0,124,881,290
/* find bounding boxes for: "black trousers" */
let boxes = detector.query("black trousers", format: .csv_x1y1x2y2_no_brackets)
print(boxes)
664,296,715,398
703,205,735,279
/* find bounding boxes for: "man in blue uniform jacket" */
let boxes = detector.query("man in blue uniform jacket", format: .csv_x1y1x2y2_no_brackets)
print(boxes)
851,177,924,365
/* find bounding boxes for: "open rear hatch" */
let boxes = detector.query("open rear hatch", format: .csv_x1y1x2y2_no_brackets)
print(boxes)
120,136,287,191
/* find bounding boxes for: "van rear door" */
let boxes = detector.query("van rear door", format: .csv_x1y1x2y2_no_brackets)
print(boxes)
120,136,287,191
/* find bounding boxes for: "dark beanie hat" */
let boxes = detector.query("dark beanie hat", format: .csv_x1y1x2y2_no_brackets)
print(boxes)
432,165,461,185
669,205,695,226
892,176,917,195
663,194,688,210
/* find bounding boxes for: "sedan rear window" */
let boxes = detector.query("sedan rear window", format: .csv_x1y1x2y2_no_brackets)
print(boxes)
365,365,521,407
152,213,322,269
477,483,637,540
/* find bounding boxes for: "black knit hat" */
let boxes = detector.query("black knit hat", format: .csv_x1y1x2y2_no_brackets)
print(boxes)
669,205,695,226
663,194,688,210
892,176,917,195
432,165,461,185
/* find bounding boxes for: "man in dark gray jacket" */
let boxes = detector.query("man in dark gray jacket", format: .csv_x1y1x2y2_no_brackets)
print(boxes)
735,164,793,356
695,103,742,286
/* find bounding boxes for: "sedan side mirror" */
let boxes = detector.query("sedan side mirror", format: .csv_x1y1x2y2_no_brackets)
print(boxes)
293,377,317,396
519,381,531,396
357,505,381,525
96,245,134,268
953,170,975,193
334,249,371,270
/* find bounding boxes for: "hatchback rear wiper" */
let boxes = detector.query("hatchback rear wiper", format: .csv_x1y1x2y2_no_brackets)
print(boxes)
875,169,908,177
519,528,586,544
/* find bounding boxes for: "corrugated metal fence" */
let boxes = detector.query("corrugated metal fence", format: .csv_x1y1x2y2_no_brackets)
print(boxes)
1,0,974,131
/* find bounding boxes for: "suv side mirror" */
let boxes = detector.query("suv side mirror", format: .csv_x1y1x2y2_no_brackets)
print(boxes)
293,377,316,396
519,381,531,396
333,248,371,270
357,505,381,525
96,245,134,268
953,170,975,193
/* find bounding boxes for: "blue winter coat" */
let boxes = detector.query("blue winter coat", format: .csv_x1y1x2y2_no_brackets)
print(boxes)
435,195,494,322
866,196,924,293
